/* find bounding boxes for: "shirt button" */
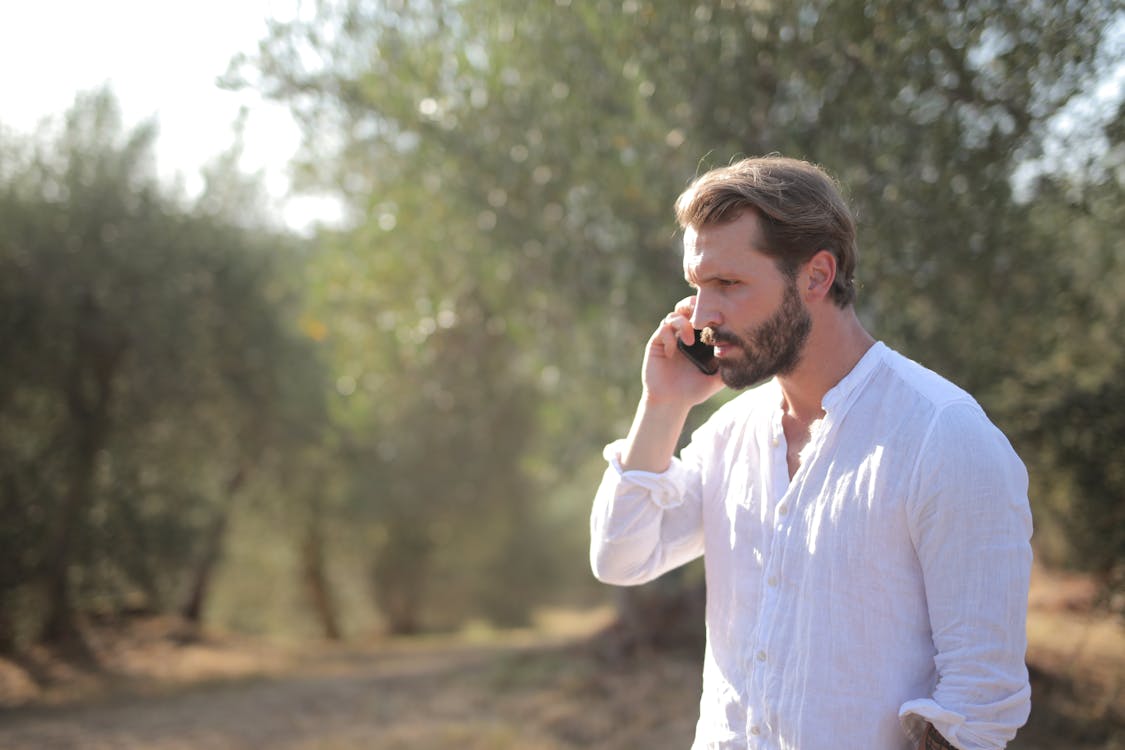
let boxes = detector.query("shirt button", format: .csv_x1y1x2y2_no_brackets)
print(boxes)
750,725,761,736
757,650,767,662
767,575,778,587
771,435,780,447
778,504,788,516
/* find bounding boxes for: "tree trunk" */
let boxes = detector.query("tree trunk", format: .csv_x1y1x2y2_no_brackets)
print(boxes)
371,525,431,636
39,410,106,648
595,571,706,663
180,466,247,624
0,594,17,655
39,300,124,650
301,516,342,640
179,512,230,624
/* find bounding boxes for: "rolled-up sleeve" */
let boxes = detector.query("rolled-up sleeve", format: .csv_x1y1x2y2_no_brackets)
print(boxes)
900,402,1034,749
589,439,705,586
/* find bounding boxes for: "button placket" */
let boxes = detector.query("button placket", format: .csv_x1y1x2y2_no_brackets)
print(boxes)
750,404,788,745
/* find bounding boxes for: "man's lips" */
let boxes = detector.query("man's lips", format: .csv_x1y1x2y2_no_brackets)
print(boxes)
701,327,739,358
712,342,736,358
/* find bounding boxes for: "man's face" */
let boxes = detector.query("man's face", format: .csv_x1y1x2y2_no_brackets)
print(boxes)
683,211,812,390
703,277,811,389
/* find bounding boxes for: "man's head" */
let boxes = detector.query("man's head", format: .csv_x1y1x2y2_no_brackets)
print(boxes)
674,156,858,308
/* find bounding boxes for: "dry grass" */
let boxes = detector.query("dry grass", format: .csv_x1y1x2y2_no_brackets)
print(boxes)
0,574,1120,750
1019,566,1125,749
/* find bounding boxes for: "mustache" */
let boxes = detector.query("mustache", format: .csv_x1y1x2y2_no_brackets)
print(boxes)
700,327,740,346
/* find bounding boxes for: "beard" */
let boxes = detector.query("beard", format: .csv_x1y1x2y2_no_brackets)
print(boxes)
702,279,812,390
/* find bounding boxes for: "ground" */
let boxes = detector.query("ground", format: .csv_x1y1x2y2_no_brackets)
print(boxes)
0,568,1120,749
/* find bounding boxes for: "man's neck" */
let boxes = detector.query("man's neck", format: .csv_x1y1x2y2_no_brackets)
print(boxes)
778,307,875,426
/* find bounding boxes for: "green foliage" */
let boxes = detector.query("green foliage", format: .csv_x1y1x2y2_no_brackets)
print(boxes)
3,0,1122,648
1004,174,1125,591
229,0,1124,616
0,89,327,646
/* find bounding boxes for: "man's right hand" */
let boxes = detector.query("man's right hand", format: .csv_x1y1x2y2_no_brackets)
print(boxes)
618,297,725,474
640,295,725,409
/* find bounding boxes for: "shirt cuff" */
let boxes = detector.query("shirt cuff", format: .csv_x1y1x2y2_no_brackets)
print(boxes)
899,700,962,747
900,682,1030,750
602,439,689,509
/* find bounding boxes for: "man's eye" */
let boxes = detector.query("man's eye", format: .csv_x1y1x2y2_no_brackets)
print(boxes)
717,279,738,287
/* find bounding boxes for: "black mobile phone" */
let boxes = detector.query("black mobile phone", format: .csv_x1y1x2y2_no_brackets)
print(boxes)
677,329,719,375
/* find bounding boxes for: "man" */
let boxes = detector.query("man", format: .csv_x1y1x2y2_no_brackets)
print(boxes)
589,156,1032,750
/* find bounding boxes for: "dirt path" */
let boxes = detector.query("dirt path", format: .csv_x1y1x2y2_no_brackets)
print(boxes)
0,579,1121,750
0,631,702,750
0,643,507,749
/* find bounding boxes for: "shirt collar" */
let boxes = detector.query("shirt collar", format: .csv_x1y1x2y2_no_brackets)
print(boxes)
820,341,887,416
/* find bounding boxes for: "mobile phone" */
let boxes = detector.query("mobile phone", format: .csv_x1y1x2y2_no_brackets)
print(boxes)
677,329,719,375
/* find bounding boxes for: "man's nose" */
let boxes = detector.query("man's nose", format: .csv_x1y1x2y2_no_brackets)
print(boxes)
690,292,719,330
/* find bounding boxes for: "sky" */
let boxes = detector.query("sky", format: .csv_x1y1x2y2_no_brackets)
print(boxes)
0,0,341,233
2,2,1122,231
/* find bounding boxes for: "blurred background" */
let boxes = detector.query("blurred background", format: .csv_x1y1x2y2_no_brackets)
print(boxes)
0,1,1122,748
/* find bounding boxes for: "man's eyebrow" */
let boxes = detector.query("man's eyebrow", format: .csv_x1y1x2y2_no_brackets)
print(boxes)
687,269,732,285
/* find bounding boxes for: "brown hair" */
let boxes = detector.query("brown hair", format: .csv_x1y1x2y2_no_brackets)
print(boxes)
674,156,858,307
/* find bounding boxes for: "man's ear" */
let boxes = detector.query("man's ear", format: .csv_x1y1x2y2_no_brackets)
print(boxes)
804,249,837,300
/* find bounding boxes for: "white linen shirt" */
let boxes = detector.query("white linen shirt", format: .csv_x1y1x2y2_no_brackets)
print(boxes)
590,342,1032,750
